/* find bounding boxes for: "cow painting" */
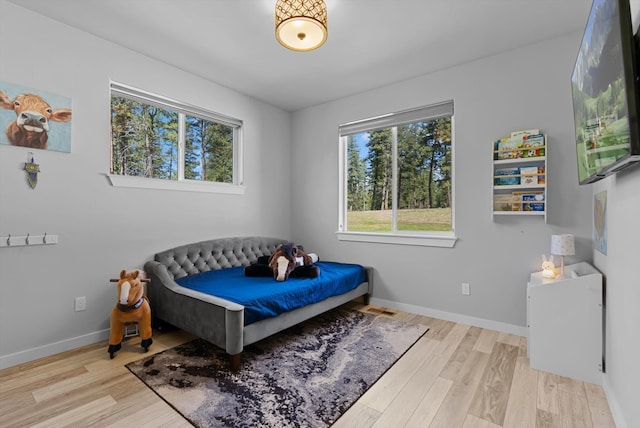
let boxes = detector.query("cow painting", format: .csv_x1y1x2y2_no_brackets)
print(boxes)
0,88,72,151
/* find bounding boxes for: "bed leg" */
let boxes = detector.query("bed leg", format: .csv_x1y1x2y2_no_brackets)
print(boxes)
229,353,241,372
363,293,370,305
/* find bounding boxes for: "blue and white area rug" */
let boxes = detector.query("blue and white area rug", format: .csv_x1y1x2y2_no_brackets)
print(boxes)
126,307,429,428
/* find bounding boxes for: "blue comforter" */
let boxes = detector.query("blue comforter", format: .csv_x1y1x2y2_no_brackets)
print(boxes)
175,261,367,325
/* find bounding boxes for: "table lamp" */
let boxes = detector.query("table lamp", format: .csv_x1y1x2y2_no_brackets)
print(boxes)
551,234,575,277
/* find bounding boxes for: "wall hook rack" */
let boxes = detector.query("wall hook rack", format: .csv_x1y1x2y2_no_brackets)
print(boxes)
0,233,58,248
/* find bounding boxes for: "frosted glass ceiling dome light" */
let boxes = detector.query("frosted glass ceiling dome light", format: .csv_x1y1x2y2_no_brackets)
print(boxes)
275,0,328,52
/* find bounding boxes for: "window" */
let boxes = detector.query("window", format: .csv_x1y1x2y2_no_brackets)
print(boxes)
338,100,456,247
108,82,244,193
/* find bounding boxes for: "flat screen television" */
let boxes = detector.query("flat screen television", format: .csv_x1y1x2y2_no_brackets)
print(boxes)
571,0,640,184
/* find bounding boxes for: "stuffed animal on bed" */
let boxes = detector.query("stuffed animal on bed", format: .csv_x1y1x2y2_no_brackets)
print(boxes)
244,242,319,281
108,269,153,359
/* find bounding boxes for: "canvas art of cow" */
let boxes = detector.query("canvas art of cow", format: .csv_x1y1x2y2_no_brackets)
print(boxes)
0,90,72,150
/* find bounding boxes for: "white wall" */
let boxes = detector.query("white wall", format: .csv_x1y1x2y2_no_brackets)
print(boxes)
592,3,640,427
0,1,292,367
594,170,640,428
290,33,592,332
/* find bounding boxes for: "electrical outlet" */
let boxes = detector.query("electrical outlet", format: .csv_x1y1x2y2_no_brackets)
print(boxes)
461,283,470,296
75,296,86,312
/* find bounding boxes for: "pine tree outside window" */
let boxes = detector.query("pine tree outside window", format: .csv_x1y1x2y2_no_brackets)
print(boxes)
109,82,243,194
338,100,456,247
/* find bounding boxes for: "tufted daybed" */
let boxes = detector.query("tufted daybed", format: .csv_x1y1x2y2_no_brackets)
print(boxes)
144,236,372,370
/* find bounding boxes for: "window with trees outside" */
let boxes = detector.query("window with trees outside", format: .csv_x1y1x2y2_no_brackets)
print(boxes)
338,100,456,247
109,82,244,194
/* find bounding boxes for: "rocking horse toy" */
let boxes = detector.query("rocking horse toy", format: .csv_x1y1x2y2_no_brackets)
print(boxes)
107,269,152,359
244,242,319,281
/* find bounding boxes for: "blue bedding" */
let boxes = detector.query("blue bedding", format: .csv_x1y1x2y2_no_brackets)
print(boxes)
175,261,367,325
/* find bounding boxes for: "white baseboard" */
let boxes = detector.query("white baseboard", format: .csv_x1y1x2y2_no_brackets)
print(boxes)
602,376,629,428
0,329,110,370
370,297,528,337
0,300,526,370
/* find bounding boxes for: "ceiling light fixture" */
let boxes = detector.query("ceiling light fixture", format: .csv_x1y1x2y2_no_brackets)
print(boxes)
275,0,328,52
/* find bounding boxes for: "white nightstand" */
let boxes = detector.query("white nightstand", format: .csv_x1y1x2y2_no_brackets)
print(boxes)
527,262,603,384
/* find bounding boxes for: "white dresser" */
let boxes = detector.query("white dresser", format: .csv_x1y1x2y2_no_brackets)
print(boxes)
527,262,603,384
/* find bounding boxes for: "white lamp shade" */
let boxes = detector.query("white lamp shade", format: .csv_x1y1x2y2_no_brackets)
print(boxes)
551,234,575,256
276,17,327,51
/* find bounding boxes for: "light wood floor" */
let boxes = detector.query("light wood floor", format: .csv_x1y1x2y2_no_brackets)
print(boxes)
0,303,616,428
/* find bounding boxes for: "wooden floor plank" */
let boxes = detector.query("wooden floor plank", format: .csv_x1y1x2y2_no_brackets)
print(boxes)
31,368,112,403
584,382,616,428
536,408,559,428
435,323,472,358
104,400,192,428
333,402,381,428
468,342,519,426
473,329,498,354
557,374,586,395
358,336,439,412
0,365,88,395
429,350,491,428
30,395,117,428
462,414,502,428
497,332,522,347
440,326,482,381
518,336,528,358
537,371,559,415
503,356,539,428
558,389,593,428
9,374,132,427
424,318,457,342
370,352,450,428
404,376,452,427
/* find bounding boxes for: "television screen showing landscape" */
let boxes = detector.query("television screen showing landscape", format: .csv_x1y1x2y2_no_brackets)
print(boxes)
571,0,631,183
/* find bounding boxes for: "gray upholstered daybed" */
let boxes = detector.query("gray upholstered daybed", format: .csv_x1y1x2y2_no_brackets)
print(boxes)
144,236,372,370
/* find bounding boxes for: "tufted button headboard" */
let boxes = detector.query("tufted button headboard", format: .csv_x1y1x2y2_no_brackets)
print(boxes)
153,236,287,280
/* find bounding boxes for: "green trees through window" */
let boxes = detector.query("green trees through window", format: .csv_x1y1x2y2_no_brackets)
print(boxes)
111,97,178,179
110,83,239,185
341,101,453,234
184,116,233,183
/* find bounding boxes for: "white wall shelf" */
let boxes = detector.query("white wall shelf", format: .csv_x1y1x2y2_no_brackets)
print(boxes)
492,133,547,222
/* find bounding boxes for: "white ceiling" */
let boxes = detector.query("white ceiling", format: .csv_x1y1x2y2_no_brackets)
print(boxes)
8,0,592,111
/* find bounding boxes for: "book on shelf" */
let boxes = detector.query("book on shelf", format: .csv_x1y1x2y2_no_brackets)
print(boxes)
522,134,545,157
519,166,538,186
511,129,540,139
537,165,545,184
496,139,524,159
511,191,544,211
494,167,520,185
493,194,514,212
494,131,545,160
522,193,545,211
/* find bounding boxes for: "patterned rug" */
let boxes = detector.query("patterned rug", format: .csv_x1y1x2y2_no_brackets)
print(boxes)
126,308,428,428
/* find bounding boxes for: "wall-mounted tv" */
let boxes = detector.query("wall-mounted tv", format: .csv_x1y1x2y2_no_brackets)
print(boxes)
571,0,640,184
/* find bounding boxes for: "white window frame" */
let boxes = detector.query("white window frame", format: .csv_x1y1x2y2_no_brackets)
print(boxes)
337,100,457,247
107,81,245,194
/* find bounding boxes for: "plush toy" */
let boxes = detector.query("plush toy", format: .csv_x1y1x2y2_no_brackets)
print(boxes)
108,269,152,359
541,254,556,279
244,242,319,281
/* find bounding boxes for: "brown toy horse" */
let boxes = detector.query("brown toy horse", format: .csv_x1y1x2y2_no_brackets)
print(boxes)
268,243,319,281
108,269,152,359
